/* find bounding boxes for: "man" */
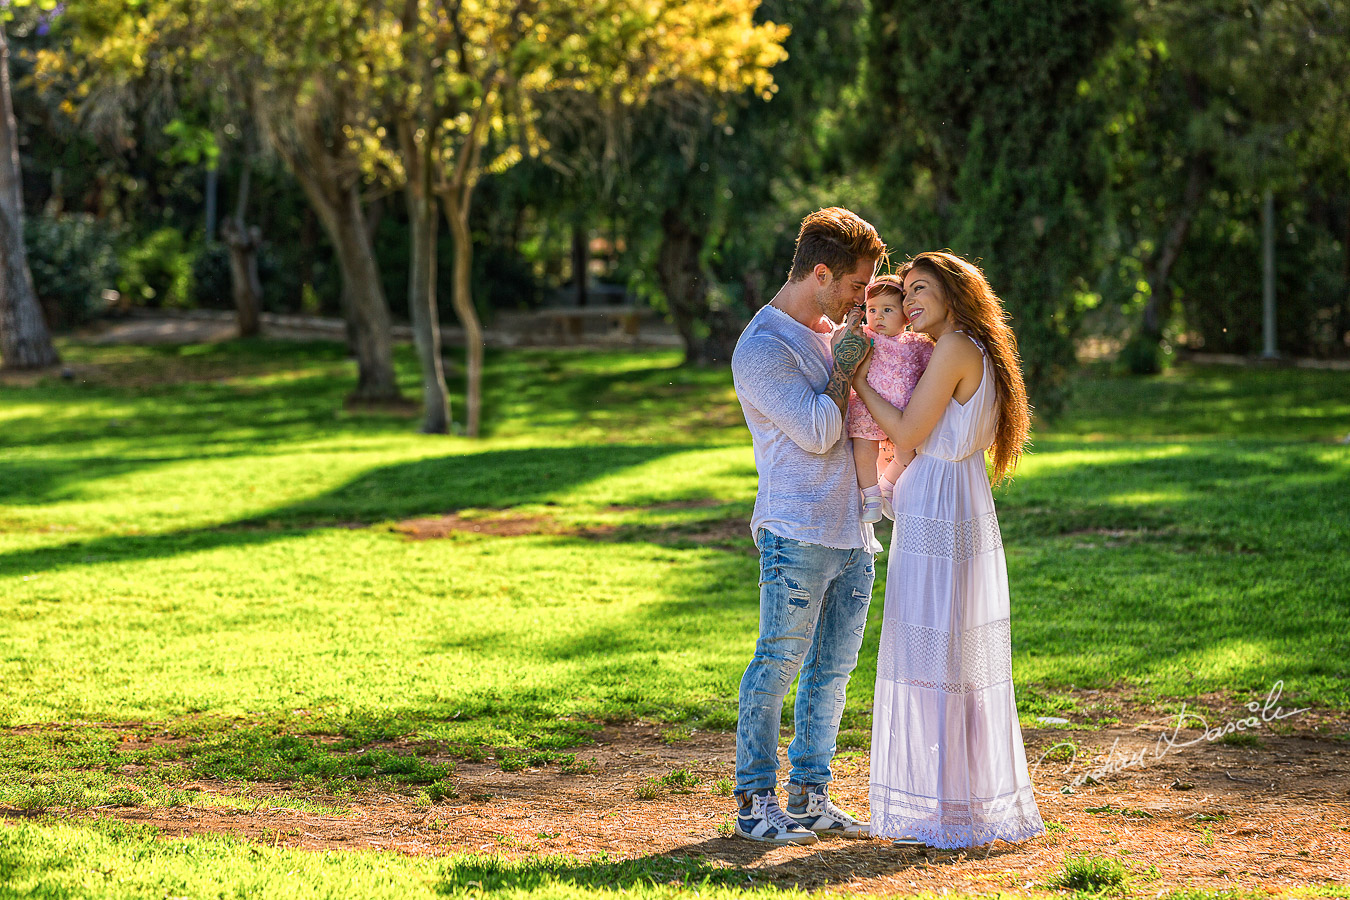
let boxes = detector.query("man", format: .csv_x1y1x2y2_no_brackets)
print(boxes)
729,207,883,844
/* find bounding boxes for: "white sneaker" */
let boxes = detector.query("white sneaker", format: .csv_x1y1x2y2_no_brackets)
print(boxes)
733,789,819,844
860,493,884,524
785,783,869,839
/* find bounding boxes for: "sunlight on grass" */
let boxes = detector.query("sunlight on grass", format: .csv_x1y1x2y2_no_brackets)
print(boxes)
0,819,834,900
1103,488,1191,505
1,340,1347,799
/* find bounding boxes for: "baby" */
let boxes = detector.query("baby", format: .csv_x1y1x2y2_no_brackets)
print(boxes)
848,275,935,523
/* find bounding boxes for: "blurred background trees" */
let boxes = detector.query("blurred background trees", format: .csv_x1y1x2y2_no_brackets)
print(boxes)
3,0,1347,420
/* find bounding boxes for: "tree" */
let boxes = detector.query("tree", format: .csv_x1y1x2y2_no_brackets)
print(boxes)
0,19,58,370
642,0,864,365
220,166,263,338
866,0,1124,407
39,0,405,402
1105,0,1350,369
381,0,789,433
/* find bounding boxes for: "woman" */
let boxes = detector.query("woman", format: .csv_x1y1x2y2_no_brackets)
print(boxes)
852,252,1044,849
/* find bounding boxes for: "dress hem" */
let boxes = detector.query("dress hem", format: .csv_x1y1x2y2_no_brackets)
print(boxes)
870,811,1046,849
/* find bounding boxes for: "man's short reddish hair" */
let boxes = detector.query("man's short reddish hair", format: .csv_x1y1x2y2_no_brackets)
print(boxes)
787,207,886,282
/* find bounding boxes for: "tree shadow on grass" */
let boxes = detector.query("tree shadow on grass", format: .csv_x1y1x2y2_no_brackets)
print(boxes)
431,440,1350,725
0,444,692,577
434,839,1029,895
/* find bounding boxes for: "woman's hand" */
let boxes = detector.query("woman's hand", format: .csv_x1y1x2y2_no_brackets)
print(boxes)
858,332,982,452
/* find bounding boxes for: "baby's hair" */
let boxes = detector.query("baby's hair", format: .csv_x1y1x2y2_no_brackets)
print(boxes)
867,274,905,299
865,273,909,326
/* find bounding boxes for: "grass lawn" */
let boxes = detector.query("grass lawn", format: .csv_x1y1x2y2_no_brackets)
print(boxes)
1,337,1348,897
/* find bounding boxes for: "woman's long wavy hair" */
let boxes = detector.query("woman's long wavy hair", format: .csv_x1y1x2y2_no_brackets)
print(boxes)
894,252,1032,483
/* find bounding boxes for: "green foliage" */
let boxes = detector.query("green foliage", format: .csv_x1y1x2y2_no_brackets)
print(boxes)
867,0,1125,409
659,768,700,791
1118,332,1165,375
23,211,121,328
1175,190,1350,358
1090,1,1350,364
190,241,233,310
633,778,663,800
117,227,195,308
1049,854,1131,893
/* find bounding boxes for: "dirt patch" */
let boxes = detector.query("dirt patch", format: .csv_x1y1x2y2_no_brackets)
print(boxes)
394,513,575,540
604,500,728,512
13,704,1349,896
392,511,750,550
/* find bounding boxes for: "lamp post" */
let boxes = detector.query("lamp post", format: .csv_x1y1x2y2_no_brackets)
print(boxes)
1261,188,1279,360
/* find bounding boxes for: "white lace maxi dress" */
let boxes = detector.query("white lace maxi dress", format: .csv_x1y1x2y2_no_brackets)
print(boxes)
869,335,1045,848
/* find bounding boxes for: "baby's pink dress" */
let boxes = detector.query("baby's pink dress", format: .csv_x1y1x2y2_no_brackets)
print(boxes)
848,329,935,441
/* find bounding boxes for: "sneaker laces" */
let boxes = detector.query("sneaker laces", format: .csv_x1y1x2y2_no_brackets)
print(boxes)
807,792,858,825
753,793,802,832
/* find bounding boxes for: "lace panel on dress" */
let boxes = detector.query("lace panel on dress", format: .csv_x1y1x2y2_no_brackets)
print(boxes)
869,783,1045,849
876,618,1013,693
895,511,1002,562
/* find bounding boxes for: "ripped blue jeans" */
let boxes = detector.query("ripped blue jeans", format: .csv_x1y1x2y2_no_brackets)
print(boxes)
735,528,874,793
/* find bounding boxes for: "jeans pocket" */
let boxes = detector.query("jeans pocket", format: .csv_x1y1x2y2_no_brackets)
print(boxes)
757,529,783,585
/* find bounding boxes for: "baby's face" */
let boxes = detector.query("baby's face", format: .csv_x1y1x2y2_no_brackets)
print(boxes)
865,291,906,336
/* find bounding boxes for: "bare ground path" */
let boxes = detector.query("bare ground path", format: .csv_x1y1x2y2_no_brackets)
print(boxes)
12,705,1349,896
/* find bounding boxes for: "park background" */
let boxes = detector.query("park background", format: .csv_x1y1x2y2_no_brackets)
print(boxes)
1,1,1349,898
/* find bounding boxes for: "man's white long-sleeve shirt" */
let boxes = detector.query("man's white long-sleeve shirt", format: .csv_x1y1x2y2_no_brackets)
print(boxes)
731,305,879,553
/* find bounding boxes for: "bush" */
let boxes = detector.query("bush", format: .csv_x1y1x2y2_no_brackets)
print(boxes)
1118,333,1164,375
118,227,195,308
24,212,120,329
194,237,290,314
1176,191,1350,359
191,241,233,310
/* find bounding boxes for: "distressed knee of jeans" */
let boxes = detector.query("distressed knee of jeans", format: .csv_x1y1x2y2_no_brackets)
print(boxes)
773,654,806,688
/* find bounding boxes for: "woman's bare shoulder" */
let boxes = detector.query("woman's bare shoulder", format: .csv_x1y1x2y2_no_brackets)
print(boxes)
933,330,982,356
927,331,983,375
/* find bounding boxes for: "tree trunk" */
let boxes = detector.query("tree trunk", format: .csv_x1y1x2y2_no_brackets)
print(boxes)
289,157,402,403
1141,155,1208,342
572,222,588,307
657,209,705,361
655,208,738,364
221,166,263,338
1340,200,1350,354
440,192,483,437
400,124,449,434
332,186,402,402
0,23,58,370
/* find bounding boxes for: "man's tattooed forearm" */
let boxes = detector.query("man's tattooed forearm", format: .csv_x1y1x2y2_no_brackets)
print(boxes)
826,332,869,406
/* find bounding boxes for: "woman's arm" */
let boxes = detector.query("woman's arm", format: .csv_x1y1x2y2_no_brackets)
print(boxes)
852,333,983,452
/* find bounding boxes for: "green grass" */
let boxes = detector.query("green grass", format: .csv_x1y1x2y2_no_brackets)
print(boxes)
1,337,1348,894
0,818,820,900
1047,853,1132,894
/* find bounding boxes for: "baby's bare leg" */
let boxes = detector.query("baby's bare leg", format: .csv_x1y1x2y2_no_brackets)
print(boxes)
853,439,880,489
882,449,915,487
878,449,915,508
